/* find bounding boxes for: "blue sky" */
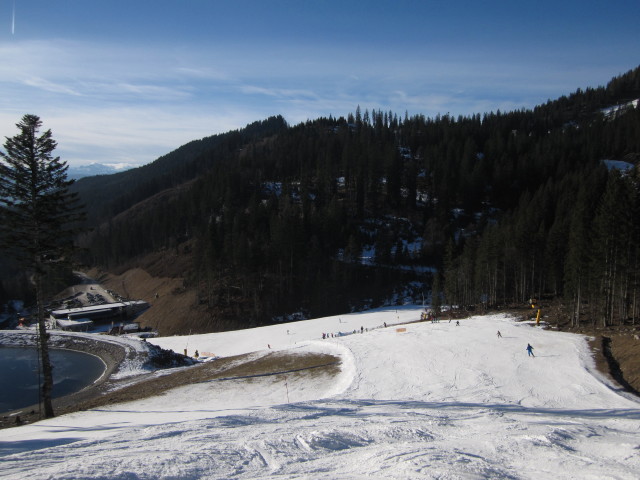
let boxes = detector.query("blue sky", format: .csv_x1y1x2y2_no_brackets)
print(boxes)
1,1,639,168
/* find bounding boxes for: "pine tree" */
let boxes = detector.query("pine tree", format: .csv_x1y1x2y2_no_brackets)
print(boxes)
431,271,442,315
590,171,635,326
0,114,85,418
564,191,590,327
443,238,459,307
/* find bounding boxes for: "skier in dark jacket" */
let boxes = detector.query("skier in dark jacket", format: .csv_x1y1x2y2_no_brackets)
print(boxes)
526,343,535,357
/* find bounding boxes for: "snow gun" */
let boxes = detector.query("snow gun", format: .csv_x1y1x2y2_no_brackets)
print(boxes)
530,298,541,325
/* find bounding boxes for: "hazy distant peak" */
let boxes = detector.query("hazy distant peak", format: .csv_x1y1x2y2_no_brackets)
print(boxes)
67,163,135,180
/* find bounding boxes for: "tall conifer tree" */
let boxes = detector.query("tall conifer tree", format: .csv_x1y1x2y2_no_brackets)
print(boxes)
0,114,85,418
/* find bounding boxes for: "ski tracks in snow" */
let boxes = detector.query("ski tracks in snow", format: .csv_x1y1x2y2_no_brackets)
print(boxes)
2,312,640,479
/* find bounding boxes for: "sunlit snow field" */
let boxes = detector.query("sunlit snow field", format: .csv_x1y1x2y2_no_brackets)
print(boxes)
1,307,639,479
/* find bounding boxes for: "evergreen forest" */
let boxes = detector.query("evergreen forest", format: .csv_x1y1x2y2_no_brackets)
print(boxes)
3,66,640,331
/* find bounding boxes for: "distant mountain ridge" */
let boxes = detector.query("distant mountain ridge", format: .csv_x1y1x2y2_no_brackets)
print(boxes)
67,163,135,180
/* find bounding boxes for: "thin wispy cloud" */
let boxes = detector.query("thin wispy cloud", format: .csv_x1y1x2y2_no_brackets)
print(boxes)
22,77,83,96
1,1,638,167
238,85,321,102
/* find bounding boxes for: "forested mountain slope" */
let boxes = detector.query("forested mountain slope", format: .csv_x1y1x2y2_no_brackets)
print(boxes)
71,116,287,225
10,67,640,333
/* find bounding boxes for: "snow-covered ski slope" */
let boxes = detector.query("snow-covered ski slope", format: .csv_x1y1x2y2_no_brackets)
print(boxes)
1,308,639,479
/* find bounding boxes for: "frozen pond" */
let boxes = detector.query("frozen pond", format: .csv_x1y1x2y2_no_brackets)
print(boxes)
0,346,106,413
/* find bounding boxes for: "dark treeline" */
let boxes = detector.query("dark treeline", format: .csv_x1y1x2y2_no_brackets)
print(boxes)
60,66,640,328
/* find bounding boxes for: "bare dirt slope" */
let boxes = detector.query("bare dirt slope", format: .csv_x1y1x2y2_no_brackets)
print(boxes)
82,242,240,336
86,267,200,336
604,334,640,395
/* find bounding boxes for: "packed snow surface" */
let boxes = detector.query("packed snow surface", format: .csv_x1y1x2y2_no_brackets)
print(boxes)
1,307,639,479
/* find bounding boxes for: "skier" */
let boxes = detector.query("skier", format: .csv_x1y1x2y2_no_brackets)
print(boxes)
526,343,535,357
456,320,460,326
497,330,502,338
